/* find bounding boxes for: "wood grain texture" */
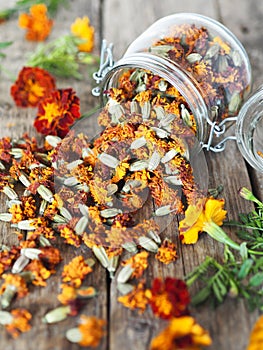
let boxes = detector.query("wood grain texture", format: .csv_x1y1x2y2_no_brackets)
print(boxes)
218,0,263,201
0,0,262,349
0,2,107,350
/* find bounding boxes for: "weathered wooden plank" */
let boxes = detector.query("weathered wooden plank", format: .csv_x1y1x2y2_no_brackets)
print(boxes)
218,0,263,200
0,1,107,350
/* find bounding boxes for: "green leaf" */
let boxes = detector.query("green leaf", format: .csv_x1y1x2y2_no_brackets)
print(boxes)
0,42,12,50
240,242,248,260
237,259,253,280
191,286,211,306
212,281,224,303
249,272,263,287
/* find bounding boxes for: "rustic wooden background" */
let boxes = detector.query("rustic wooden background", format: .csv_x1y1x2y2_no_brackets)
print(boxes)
0,1,263,349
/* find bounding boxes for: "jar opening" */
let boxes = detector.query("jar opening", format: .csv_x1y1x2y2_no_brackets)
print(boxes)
236,86,263,172
102,53,209,143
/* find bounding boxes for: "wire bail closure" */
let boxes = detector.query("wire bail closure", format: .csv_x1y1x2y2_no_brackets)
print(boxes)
92,40,115,97
202,116,238,152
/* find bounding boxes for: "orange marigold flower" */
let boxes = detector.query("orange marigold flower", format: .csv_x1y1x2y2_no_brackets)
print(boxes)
10,66,56,108
34,88,81,138
5,308,32,339
118,282,151,313
18,4,53,41
149,277,190,319
122,251,149,279
66,315,106,347
155,238,178,265
71,16,95,52
150,316,212,350
62,256,92,288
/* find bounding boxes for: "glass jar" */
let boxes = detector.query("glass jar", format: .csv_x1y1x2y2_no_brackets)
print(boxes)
96,13,252,149
236,85,263,172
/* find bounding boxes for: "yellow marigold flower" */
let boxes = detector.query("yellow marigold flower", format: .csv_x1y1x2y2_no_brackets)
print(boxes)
62,256,92,288
66,315,106,347
71,16,95,52
150,316,212,350
18,4,53,41
155,238,178,265
247,315,263,350
179,198,227,244
122,251,149,279
5,308,32,339
118,282,150,313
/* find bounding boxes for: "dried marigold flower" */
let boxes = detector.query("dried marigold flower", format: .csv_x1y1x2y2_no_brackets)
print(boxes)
34,88,81,138
149,277,190,319
10,66,56,108
150,316,212,350
155,238,178,265
62,256,92,288
5,308,32,339
0,247,21,276
59,225,82,247
9,204,24,223
25,260,54,287
66,315,106,347
118,281,151,313
0,136,12,163
18,4,53,41
122,251,149,279
38,247,62,269
71,16,95,53
0,274,29,308
58,284,78,305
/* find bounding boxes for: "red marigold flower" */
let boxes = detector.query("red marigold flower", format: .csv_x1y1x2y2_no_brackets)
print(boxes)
34,88,81,138
149,277,190,320
10,67,56,108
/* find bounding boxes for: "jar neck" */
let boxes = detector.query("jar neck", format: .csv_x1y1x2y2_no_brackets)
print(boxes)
102,52,209,143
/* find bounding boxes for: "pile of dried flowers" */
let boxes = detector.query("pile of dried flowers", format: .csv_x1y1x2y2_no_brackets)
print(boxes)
0,3,262,350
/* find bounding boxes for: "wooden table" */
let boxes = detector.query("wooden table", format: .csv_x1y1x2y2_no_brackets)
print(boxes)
0,1,263,349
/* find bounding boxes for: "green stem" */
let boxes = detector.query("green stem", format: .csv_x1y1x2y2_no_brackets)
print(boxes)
203,221,263,256
203,221,240,251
